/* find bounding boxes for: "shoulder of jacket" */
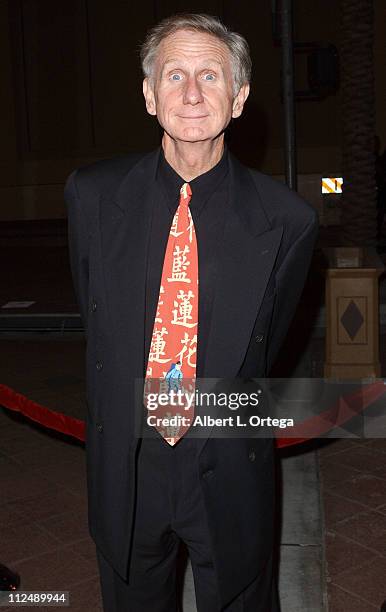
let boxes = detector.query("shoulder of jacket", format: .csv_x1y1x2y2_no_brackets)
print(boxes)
71,152,147,200
248,167,318,230
65,152,148,237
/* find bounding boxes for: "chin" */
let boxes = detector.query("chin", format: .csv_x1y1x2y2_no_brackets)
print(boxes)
176,128,215,142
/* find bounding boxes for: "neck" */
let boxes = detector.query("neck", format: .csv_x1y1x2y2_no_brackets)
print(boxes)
161,134,225,181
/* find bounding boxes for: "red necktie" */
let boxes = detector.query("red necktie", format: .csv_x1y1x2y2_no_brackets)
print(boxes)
144,182,198,445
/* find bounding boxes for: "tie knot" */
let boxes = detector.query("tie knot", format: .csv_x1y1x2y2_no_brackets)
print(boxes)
180,182,192,201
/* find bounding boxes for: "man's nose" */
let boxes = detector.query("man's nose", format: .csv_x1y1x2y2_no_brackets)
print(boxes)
183,76,204,105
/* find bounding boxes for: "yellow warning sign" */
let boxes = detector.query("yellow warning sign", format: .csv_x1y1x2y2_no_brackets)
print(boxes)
322,177,343,194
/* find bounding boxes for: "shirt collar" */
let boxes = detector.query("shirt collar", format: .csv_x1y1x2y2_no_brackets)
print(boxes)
156,145,229,216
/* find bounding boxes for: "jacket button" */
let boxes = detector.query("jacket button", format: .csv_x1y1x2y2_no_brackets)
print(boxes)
248,449,256,462
202,469,214,479
96,361,103,371
96,422,103,433
91,299,97,312
255,334,264,343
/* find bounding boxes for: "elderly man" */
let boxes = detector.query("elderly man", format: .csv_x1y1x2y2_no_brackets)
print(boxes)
65,12,318,612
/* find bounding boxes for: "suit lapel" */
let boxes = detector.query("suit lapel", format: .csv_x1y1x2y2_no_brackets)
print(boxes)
202,153,283,378
193,154,283,453
99,149,160,382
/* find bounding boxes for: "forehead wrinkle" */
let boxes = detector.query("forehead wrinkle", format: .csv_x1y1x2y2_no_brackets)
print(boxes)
158,32,230,67
162,57,224,71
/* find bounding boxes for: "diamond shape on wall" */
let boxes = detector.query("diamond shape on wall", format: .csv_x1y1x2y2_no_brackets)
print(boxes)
340,300,364,340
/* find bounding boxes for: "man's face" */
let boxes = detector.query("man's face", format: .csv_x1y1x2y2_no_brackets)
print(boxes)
143,29,249,144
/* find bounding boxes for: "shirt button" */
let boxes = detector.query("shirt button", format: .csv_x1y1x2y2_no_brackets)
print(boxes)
91,299,97,312
96,361,103,371
249,449,256,462
96,422,103,433
255,334,264,343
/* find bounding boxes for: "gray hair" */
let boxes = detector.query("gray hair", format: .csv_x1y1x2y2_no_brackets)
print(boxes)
140,13,252,96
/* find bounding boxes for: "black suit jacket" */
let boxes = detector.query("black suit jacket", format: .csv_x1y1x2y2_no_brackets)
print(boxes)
65,147,318,606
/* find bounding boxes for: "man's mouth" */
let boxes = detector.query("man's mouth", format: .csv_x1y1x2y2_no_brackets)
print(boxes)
178,115,208,119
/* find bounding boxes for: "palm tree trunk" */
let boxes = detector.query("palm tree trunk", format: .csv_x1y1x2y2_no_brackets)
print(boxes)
340,0,377,246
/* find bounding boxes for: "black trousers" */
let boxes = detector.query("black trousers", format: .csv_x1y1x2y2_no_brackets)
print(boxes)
97,435,280,612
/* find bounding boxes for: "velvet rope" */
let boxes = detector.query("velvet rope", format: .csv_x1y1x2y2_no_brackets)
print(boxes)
275,379,386,448
0,384,85,442
1,381,385,448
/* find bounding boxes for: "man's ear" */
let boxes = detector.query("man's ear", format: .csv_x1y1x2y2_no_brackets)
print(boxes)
143,77,157,116
232,83,250,119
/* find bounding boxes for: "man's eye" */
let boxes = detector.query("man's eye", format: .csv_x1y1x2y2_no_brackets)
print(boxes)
170,73,182,81
203,73,215,81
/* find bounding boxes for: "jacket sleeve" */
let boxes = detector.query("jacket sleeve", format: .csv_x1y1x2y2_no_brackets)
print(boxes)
265,210,319,374
64,169,90,339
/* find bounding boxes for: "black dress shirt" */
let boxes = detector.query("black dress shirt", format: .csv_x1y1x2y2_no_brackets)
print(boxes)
144,146,230,379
